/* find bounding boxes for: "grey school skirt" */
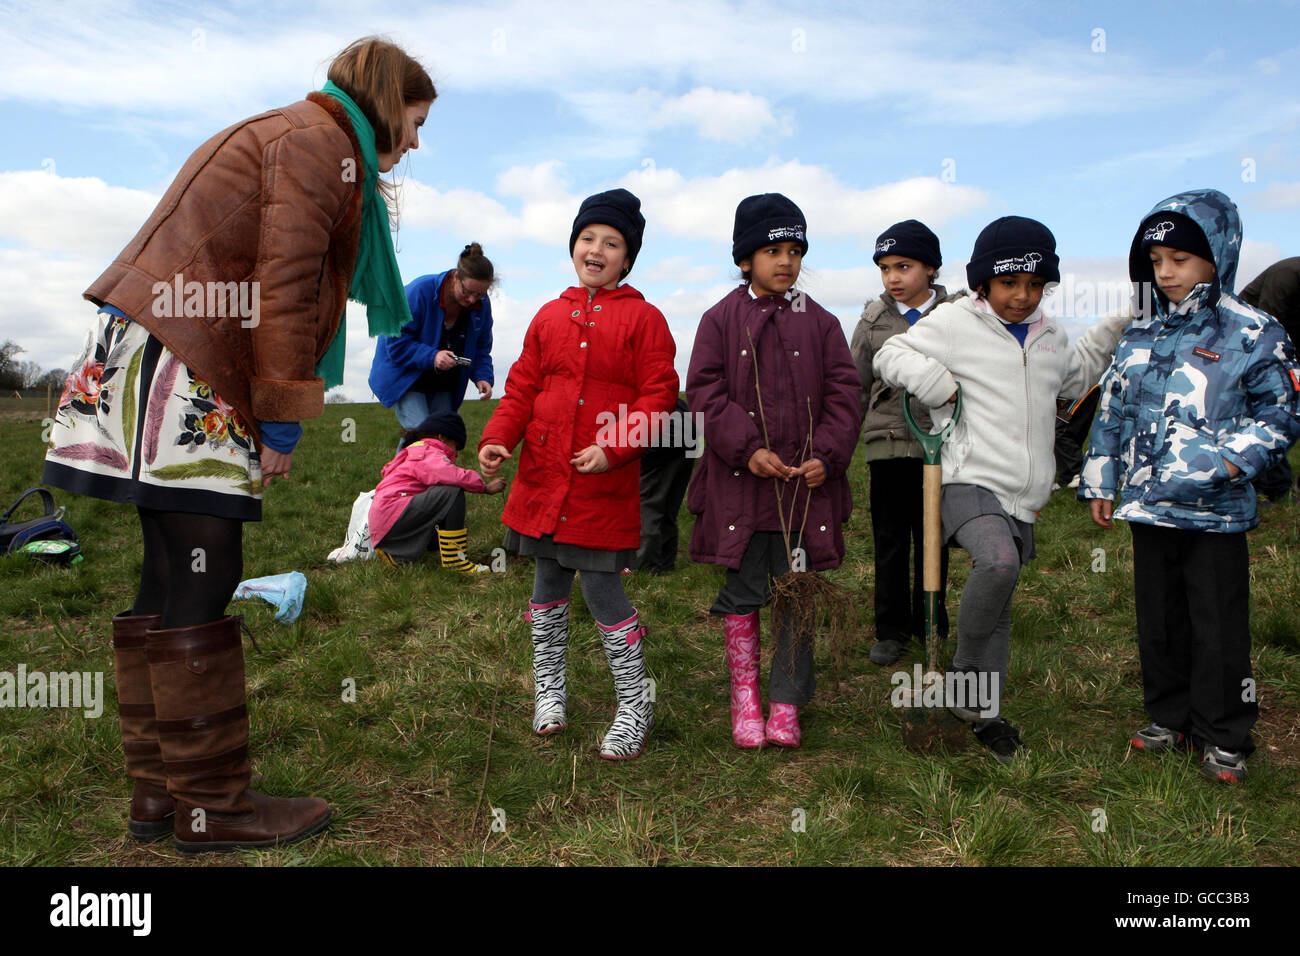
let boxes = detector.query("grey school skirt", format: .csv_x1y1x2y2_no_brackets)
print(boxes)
941,483,1036,563
503,529,638,574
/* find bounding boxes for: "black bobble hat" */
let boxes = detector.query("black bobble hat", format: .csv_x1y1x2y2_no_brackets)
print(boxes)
569,188,646,274
873,220,942,269
406,411,467,450
732,193,808,265
1136,211,1214,263
965,216,1060,290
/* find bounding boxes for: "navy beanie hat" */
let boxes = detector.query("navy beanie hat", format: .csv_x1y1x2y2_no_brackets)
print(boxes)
569,188,646,275
1136,212,1214,264
732,193,808,264
873,219,942,269
406,411,467,450
966,216,1061,290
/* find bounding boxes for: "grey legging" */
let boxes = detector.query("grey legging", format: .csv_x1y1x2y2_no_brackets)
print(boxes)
532,556,635,626
950,513,1022,718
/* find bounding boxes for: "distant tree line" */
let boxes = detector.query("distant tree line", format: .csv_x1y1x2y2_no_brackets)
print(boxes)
0,340,68,392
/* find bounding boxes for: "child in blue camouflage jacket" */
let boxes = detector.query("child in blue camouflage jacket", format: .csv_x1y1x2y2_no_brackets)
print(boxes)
1079,188,1300,783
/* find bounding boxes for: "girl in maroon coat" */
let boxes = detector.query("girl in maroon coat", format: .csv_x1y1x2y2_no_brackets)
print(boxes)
686,194,861,748
479,189,679,759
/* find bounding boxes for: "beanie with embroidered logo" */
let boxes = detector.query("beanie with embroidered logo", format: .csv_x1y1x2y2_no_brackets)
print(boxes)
873,220,942,269
966,216,1060,290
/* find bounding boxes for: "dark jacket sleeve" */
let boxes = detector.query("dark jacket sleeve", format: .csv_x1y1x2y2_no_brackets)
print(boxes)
686,304,765,470
813,310,863,479
471,301,494,385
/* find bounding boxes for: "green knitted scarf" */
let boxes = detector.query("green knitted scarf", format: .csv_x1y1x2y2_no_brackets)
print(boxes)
315,81,412,388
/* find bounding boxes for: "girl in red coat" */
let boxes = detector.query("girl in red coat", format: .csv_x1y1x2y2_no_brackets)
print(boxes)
479,189,679,759
686,194,861,748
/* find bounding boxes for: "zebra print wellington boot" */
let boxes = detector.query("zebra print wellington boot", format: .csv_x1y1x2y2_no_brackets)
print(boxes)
596,613,653,760
528,599,569,735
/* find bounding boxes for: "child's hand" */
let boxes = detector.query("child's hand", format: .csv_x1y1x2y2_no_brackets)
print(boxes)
1089,498,1113,529
792,457,826,488
485,477,506,494
571,445,610,474
1223,458,1241,478
748,448,792,480
479,444,511,478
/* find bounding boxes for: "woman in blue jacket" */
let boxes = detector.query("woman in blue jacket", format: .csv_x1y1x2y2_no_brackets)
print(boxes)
370,242,495,426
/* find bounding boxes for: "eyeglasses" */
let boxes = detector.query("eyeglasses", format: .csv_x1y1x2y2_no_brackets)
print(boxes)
456,273,486,304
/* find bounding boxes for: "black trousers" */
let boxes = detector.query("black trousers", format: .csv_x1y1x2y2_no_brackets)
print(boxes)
1130,523,1256,754
636,449,695,573
868,458,949,643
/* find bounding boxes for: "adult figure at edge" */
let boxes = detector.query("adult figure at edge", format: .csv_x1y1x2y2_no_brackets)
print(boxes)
369,242,496,431
41,36,435,852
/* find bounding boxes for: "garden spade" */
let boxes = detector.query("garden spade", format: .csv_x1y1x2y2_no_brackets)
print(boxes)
897,384,970,753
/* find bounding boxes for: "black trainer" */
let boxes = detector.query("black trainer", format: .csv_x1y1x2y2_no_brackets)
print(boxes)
869,639,904,666
973,718,1023,764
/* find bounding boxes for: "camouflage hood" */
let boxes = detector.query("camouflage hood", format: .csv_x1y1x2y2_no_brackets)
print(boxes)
1128,188,1242,314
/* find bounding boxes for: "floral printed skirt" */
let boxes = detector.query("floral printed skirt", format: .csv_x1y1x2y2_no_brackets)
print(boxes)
42,310,263,521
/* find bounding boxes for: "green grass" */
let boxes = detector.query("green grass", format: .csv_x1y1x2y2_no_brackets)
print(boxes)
1,401,1298,866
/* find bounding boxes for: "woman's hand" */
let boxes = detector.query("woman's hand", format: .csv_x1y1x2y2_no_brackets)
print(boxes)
261,447,292,487
571,445,610,474
485,477,506,494
748,447,792,480
1089,498,1113,529
792,457,826,488
434,349,457,371
476,380,493,399
479,443,511,478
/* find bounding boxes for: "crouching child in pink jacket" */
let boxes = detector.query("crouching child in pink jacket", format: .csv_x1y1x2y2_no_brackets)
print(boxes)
369,411,504,571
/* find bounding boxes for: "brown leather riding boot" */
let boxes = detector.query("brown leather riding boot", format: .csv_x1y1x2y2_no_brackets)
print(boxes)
145,616,331,854
112,610,175,841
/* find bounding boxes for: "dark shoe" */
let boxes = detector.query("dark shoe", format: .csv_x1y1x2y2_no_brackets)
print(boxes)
973,718,1023,764
146,616,331,853
944,669,990,724
174,790,332,854
1129,722,1191,754
112,610,175,841
869,639,904,666
1201,745,1248,783
127,780,175,842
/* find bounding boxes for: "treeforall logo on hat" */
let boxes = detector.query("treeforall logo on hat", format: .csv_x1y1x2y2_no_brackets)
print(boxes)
992,252,1044,275
766,225,805,243
1144,221,1176,242
875,238,897,254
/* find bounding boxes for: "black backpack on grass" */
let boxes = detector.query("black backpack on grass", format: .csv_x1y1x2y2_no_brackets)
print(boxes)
0,487,83,567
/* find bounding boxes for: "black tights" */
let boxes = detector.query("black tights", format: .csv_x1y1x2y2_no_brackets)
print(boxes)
132,507,243,628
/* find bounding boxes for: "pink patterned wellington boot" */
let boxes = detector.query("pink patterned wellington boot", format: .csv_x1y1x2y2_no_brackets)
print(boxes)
766,702,801,748
723,612,765,748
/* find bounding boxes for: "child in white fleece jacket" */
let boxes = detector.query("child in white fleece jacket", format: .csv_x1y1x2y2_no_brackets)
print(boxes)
875,216,1126,761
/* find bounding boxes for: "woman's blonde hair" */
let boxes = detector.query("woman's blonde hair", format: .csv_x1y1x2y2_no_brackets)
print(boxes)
327,36,436,154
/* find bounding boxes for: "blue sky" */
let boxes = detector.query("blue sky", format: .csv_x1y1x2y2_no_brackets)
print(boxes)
2,0,1297,401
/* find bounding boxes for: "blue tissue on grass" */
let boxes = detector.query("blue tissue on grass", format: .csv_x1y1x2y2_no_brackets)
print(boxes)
231,571,307,623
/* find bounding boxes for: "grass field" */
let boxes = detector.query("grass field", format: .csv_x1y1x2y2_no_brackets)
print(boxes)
1,397,1298,866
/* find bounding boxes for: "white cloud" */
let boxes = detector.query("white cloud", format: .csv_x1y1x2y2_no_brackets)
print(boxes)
568,87,790,145
401,159,987,254
0,251,106,374
639,257,724,285
1253,182,1300,211
1236,239,1286,290
0,0,1224,129
0,170,158,258
625,162,989,247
